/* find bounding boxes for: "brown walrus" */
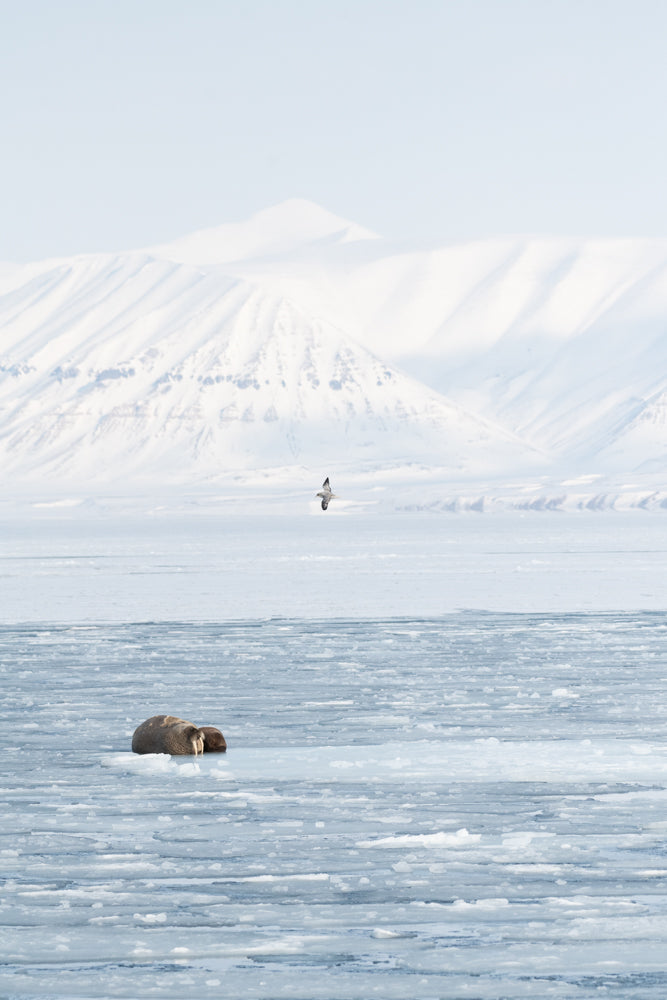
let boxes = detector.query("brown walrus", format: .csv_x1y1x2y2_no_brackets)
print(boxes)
200,726,227,753
131,715,205,756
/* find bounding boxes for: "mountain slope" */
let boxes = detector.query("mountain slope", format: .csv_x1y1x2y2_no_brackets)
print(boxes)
0,250,540,486
203,225,667,469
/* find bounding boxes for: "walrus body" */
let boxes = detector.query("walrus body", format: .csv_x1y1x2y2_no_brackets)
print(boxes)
200,726,227,752
132,715,205,756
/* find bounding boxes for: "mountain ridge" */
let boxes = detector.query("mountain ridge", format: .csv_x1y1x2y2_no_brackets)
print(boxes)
145,198,379,266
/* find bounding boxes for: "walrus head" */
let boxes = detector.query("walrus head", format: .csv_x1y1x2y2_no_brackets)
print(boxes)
185,725,205,756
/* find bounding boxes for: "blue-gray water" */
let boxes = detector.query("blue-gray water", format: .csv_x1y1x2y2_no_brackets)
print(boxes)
3,612,667,999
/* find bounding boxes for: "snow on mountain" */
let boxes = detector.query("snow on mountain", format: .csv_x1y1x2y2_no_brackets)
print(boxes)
392,238,667,466
0,247,538,488
2,199,667,499
206,228,667,472
147,198,379,267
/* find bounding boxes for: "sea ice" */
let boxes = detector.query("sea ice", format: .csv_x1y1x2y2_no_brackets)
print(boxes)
2,511,667,998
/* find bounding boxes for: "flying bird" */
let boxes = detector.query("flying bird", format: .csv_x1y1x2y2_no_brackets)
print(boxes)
316,477,337,511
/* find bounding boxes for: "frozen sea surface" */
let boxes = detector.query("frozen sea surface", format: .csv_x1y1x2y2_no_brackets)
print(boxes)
2,511,667,998
3,614,667,999
1,510,667,621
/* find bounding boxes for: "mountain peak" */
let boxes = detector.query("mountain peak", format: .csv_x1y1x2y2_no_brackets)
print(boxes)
147,199,378,267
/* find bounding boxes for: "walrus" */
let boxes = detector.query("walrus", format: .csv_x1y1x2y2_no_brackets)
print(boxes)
200,725,227,753
131,715,205,756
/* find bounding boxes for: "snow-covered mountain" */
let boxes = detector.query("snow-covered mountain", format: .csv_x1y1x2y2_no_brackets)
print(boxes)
0,239,538,489
2,198,667,500
190,219,667,476
146,198,380,265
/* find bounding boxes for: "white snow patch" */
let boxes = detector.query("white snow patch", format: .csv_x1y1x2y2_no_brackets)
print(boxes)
358,828,480,849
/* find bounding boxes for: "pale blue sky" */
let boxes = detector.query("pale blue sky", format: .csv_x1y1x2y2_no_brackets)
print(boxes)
2,0,667,261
